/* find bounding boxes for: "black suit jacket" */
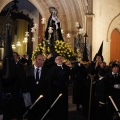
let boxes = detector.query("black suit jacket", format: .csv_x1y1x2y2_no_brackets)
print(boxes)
105,73,120,98
50,63,70,120
23,65,51,119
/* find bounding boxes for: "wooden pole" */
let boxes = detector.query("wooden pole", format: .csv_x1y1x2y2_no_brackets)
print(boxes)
88,74,94,120
109,96,120,117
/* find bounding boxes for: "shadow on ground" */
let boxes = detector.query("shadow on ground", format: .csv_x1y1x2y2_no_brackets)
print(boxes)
68,111,88,120
68,85,88,120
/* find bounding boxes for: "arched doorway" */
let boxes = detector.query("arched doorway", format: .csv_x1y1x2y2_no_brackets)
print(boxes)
0,0,43,63
110,29,120,61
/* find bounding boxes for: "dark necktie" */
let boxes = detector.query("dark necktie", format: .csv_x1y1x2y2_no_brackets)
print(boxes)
114,74,117,78
36,68,39,81
58,65,63,69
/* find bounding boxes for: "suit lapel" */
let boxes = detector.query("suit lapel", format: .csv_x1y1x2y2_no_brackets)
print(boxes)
31,66,35,81
40,67,43,81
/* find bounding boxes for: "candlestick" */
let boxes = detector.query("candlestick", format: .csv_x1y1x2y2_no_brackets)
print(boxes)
75,22,79,28
66,33,70,39
41,18,46,25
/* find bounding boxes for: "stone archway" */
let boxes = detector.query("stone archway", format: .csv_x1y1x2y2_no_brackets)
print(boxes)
110,29,120,62
107,13,120,42
106,13,120,63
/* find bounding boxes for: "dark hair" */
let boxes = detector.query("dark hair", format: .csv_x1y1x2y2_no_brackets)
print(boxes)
93,53,104,62
98,68,106,77
13,52,19,56
34,53,43,59
112,63,119,69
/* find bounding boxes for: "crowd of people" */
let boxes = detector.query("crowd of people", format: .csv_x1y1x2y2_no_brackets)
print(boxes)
1,6,120,120
0,51,120,120
70,54,120,120
0,52,70,120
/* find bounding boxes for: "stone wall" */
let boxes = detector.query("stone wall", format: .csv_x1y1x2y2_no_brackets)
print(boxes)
93,0,120,64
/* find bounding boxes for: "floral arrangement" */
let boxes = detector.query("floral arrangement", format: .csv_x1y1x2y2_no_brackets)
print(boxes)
32,40,77,61
32,41,50,60
54,40,77,61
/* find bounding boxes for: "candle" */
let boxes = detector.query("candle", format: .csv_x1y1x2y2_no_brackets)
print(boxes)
25,32,29,37
61,29,64,34
75,22,79,28
23,37,28,43
32,37,35,42
78,28,84,34
31,27,35,33
66,33,70,39
34,23,38,29
41,18,46,25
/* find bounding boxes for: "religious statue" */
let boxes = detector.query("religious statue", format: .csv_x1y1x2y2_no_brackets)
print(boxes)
45,7,64,46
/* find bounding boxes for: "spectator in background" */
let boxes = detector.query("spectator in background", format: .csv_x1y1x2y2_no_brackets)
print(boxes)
99,61,109,73
13,52,24,68
20,54,30,67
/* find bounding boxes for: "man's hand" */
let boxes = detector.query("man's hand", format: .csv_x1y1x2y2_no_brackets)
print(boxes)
47,53,53,59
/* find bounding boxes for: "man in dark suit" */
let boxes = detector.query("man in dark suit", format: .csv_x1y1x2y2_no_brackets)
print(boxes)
105,63,120,120
50,55,70,120
23,53,51,120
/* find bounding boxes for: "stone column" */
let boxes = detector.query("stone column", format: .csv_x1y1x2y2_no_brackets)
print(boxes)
85,0,94,61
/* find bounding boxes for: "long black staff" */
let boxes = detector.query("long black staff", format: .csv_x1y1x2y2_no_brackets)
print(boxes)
23,95,43,119
41,93,62,120
88,74,94,120
109,96,120,117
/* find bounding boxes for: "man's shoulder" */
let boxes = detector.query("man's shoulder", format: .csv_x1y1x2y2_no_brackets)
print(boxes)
25,65,34,71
